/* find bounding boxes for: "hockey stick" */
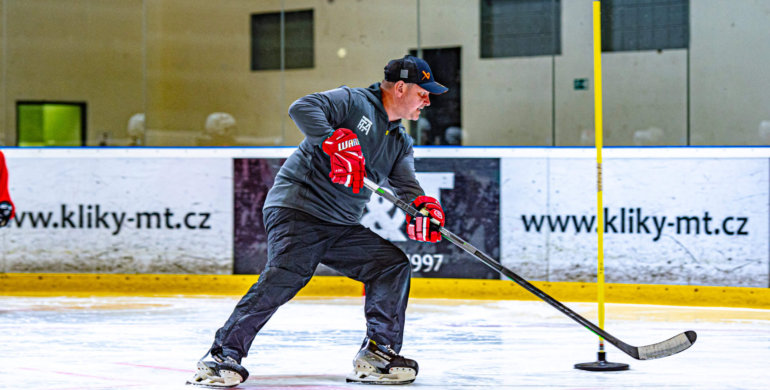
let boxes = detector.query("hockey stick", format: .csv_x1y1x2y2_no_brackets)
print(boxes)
363,177,696,360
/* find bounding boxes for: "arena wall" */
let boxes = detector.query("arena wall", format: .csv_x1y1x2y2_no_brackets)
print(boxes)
2,0,768,146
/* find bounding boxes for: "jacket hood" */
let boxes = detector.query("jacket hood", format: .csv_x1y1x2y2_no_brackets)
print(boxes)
362,83,385,114
363,82,402,132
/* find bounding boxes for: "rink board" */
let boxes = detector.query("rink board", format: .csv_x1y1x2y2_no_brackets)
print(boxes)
0,147,768,289
1,273,768,309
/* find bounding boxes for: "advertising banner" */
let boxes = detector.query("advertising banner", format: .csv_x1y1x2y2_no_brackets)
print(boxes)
232,157,501,279
501,157,769,287
360,158,500,279
232,158,284,274
1,151,233,274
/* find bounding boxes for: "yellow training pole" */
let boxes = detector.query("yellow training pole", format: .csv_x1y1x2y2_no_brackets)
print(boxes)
593,0,606,339
575,1,628,371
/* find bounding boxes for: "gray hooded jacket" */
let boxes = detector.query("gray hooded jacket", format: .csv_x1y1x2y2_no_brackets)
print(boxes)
263,83,424,225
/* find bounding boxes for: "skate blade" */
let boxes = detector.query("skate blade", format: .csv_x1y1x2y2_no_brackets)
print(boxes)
185,379,240,388
345,368,416,385
186,361,244,388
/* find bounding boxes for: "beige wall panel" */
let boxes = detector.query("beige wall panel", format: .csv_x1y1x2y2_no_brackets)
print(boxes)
0,2,5,145
556,0,687,147
554,0,594,146
602,50,688,146
421,0,554,146
466,57,553,145
418,0,474,49
145,0,254,142
145,0,424,146
3,0,143,145
690,0,770,145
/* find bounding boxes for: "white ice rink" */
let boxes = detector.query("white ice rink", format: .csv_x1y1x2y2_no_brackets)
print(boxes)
1,295,768,390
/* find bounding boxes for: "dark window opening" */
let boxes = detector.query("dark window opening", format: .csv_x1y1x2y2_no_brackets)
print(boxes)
409,48,462,146
251,9,314,70
481,0,561,58
601,0,689,52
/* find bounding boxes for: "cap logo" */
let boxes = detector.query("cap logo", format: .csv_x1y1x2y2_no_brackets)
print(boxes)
400,69,409,79
421,71,430,81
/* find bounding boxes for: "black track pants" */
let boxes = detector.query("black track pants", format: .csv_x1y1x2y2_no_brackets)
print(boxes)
211,207,411,361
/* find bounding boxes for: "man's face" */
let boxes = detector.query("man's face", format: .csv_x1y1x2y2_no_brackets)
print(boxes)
400,83,431,121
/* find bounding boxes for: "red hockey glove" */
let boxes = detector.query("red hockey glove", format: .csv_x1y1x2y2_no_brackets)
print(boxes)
406,196,445,243
322,128,366,194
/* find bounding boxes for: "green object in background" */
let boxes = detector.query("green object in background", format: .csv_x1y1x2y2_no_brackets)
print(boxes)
18,103,84,146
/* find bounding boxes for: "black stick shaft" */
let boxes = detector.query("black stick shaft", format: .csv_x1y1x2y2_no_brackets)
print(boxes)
362,178,637,358
365,178,697,360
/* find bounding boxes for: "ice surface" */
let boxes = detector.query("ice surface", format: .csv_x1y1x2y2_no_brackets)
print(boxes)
0,295,768,389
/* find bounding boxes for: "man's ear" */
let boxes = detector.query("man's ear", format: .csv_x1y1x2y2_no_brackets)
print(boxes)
394,80,407,97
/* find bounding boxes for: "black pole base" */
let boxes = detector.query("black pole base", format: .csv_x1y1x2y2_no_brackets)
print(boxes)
574,351,629,372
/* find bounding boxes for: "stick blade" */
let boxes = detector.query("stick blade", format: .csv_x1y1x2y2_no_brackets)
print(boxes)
635,330,697,360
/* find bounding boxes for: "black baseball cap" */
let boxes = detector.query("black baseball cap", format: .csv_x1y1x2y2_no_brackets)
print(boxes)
384,55,448,94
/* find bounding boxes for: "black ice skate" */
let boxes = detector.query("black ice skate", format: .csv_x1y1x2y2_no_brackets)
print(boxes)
346,339,418,385
186,352,250,388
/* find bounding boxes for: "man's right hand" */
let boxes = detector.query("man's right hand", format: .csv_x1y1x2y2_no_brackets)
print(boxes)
0,201,13,227
322,128,366,193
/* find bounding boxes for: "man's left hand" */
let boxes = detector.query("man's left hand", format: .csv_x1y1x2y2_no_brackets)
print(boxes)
406,196,445,243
